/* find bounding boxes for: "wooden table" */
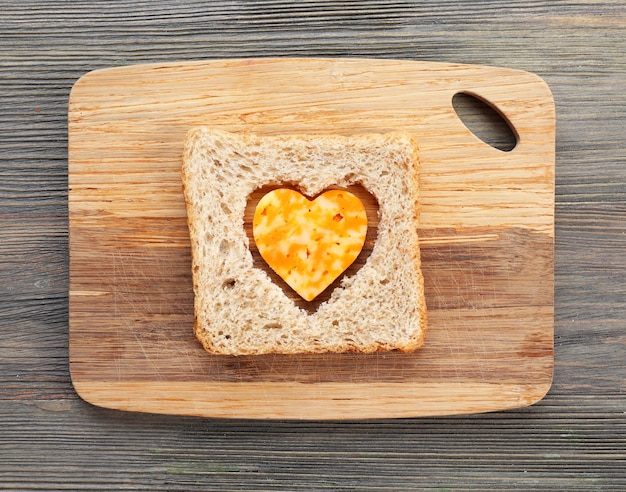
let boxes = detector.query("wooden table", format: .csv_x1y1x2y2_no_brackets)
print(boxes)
2,1,624,489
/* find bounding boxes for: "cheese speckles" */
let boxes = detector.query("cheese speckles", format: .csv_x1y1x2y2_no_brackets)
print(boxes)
253,188,368,301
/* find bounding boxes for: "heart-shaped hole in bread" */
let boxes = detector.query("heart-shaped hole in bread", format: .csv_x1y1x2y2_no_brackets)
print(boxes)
245,184,379,313
254,188,367,302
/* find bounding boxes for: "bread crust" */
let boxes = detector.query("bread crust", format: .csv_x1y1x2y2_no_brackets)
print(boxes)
182,128,426,355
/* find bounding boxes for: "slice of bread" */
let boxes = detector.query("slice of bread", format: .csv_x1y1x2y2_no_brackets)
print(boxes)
181,128,427,355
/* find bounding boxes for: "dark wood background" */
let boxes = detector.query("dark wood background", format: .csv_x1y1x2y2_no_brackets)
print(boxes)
1,1,624,489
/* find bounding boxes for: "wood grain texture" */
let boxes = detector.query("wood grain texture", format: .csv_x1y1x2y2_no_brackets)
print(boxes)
67,58,554,419
1,0,625,489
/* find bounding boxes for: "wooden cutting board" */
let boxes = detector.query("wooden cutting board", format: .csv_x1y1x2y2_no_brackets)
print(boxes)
68,58,554,419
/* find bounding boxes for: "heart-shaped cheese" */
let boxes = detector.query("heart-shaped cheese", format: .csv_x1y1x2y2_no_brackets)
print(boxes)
253,188,368,301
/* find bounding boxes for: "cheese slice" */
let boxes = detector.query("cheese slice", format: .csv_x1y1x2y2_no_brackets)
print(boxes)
253,188,368,301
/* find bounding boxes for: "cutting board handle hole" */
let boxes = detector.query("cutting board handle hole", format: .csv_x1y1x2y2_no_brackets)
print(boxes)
452,92,518,152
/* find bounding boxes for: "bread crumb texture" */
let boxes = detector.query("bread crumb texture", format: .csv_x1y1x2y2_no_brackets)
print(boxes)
181,128,426,355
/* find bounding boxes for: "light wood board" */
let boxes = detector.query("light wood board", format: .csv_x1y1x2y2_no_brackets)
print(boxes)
68,58,554,419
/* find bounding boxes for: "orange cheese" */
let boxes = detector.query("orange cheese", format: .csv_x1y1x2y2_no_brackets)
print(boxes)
253,188,368,301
